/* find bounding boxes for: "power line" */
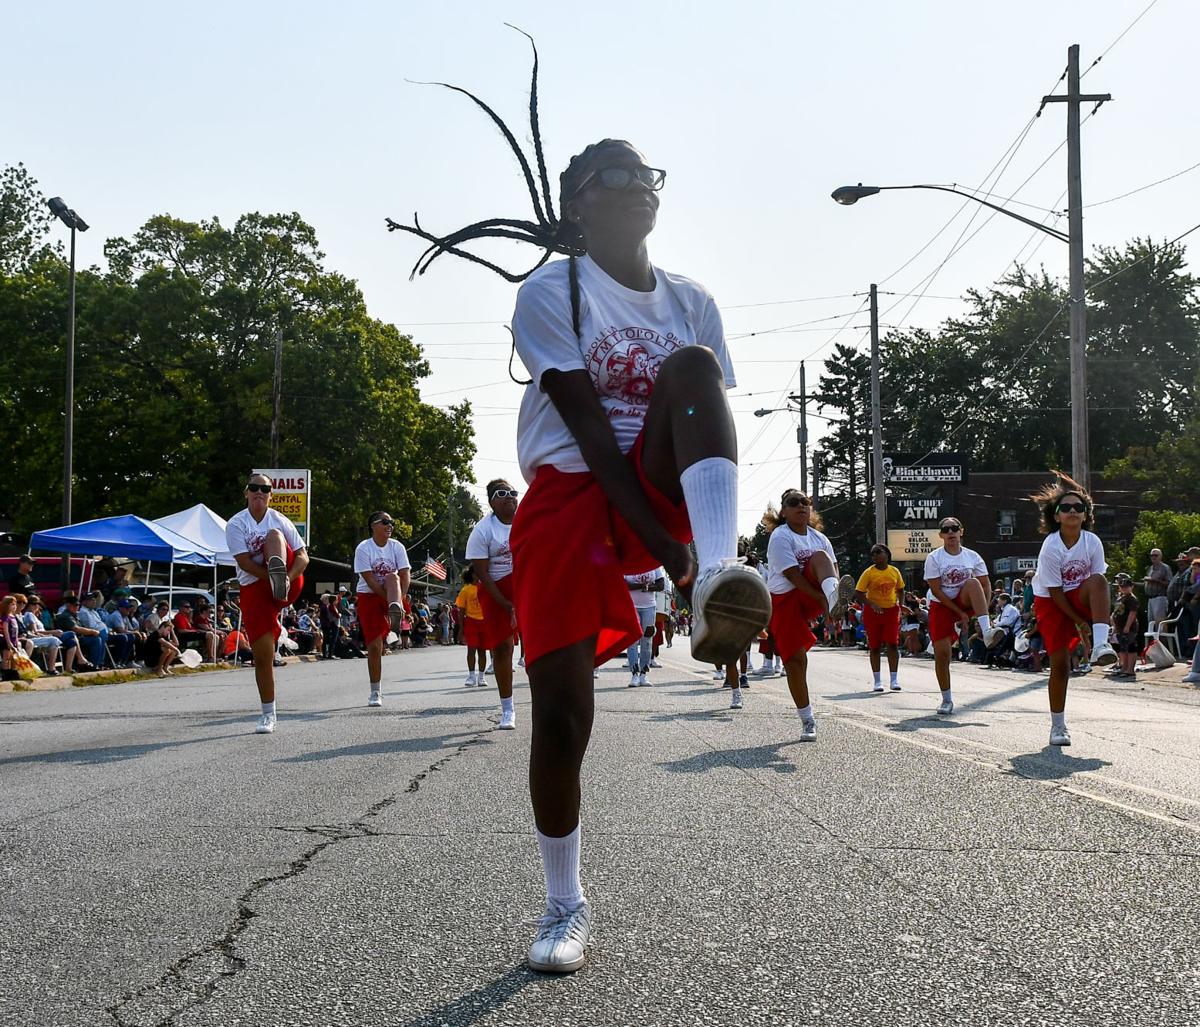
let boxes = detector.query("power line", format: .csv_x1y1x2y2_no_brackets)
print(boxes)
1082,0,1160,78
1085,159,1200,209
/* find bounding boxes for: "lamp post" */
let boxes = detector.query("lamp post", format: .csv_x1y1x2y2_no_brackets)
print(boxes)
46,197,89,581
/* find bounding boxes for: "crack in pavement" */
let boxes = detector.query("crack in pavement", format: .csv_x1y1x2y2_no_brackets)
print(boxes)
104,734,489,1027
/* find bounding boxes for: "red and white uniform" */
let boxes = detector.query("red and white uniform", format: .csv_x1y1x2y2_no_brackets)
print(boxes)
765,524,835,662
1032,530,1107,654
922,545,987,644
466,513,516,651
226,507,305,642
353,538,411,644
510,256,734,666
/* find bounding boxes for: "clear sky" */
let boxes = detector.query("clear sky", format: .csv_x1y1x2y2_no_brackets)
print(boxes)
6,0,1195,539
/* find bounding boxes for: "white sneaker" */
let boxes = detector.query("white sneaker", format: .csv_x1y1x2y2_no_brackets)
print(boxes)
828,574,856,620
755,664,773,677
773,662,783,676
628,674,640,688
983,626,1005,649
518,656,526,668
485,662,495,675
368,690,382,707
799,718,817,742
477,674,490,688
689,560,772,665
729,689,743,710
637,672,648,687
937,698,954,716
712,668,725,680
1183,672,1200,684
592,669,599,679
1090,642,1117,668
464,673,477,687
889,680,902,691
498,707,516,730
872,680,885,693
528,901,591,974
254,713,276,734
1050,723,1071,746
649,658,661,668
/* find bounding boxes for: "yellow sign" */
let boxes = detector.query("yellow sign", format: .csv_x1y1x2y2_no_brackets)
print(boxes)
253,467,312,542
887,528,943,560
268,491,307,522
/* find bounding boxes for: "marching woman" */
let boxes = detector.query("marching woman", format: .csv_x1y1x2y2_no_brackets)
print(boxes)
855,543,906,692
455,565,488,687
923,517,1000,716
226,473,308,734
763,489,853,735
352,511,411,708
624,566,664,686
388,44,772,973
1029,474,1116,746
466,481,519,730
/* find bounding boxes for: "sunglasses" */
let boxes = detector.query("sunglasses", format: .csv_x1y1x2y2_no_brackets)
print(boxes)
783,496,812,508
246,483,272,494
572,165,666,198
1057,502,1087,513
372,519,395,527
490,489,519,500
939,525,962,534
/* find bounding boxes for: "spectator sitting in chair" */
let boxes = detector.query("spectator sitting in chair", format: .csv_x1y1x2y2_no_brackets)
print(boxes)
101,597,139,667
21,595,80,674
80,590,131,667
293,604,323,655
173,602,220,663
56,594,103,670
985,593,1020,667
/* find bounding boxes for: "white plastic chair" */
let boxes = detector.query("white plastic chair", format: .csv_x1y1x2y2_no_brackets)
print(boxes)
1144,613,1182,661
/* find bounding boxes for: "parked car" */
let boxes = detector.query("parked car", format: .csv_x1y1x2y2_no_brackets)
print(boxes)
123,586,217,613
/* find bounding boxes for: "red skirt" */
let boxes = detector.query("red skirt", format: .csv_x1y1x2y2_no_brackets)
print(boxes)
241,545,304,643
511,430,692,668
476,574,517,651
1034,590,1092,655
863,604,901,648
769,586,823,664
462,616,485,649
928,601,961,644
356,591,390,645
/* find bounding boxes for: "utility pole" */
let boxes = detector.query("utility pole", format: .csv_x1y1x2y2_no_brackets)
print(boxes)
869,284,886,543
812,451,823,505
447,491,456,585
798,362,808,495
1042,44,1110,489
269,326,283,465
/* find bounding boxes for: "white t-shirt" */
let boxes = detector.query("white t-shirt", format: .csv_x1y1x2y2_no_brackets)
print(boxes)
226,508,305,587
624,567,665,611
923,546,988,605
511,255,736,483
1032,530,1106,597
465,513,513,581
353,538,412,594
765,525,836,595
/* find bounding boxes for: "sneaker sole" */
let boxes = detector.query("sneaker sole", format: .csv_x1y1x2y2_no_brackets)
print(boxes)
1092,651,1118,667
497,723,516,730
528,952,587,974
267,557,289,603
1050,737,1071,747
691,576,771,665
827,573,857,620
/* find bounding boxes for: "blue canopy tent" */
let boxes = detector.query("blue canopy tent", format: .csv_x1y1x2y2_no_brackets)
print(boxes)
30,515,216,607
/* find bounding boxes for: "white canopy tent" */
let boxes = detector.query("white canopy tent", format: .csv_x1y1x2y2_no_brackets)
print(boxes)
154,504,237,606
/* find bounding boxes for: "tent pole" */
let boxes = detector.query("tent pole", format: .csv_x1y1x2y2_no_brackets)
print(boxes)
145,561,152,585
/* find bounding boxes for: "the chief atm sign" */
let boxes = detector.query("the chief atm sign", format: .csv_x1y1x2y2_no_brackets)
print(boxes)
253,468,312,542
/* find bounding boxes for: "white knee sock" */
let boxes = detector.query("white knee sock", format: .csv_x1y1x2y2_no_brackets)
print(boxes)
501,696,514,713
821,577,839,611
1092,623,1110,647
679,457,738,574
538,824,584,911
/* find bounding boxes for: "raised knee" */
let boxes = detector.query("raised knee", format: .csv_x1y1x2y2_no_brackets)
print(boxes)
660,344,723,381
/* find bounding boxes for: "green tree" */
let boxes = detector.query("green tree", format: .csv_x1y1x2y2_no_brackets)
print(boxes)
0,163,57,274
1104,510,1200,578
817,343,871,499
0,190,476,562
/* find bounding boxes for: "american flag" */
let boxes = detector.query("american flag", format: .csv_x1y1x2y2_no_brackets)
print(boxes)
424,557,448,581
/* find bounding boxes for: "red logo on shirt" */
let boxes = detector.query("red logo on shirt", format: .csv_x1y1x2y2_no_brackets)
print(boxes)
1061,559,1090,586
943,567,970,588
586,327,685,408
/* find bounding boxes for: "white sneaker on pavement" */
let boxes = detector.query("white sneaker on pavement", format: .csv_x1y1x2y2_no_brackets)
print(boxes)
890,681,902,691
518,656,526,668
799,718,817,742
649,658,661,668
477,674,490,688
937,698,954,716
729,689,743,710
528,901,591,974
368,690,382,707
689,560,772,665
485,662,495,675
1090,642,1117,668
254,713,276,734
498,708,516,730
1050,723,1071,746
1183,672,1200,684
712,668,725,680
628,674,640,688
465,673,477,687
637,672,648,687
872,680,885,693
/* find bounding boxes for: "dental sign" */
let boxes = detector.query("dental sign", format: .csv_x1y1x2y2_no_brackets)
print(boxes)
253,468,312,542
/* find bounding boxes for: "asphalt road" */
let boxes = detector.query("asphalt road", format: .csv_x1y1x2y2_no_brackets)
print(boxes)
2,641,1198,1027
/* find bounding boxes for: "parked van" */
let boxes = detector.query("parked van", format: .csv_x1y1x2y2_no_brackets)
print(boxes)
0,556,99,607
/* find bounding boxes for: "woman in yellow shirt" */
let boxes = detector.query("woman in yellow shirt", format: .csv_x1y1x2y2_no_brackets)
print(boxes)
854,544,906,692
455,566,487,687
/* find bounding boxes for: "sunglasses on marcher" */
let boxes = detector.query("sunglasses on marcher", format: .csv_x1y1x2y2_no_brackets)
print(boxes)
246,483,272,494
490,489,519,500
939,525,962,534
571,165,666,198
1057,502,1087,513
373,519,394,527
783,496,811,508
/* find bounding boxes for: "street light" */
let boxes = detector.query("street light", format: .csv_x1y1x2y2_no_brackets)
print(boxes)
46,196,89,547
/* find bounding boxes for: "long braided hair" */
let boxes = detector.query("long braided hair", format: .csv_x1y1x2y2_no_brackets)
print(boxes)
386,27,628,351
